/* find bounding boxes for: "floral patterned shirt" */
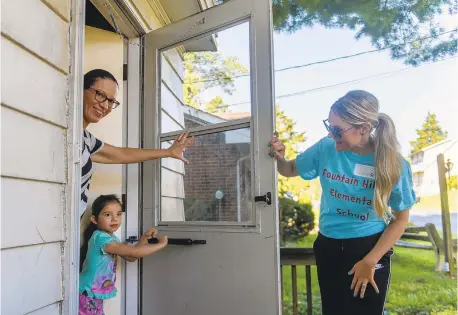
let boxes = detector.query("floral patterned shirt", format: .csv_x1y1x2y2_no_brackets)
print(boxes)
79,230,119,299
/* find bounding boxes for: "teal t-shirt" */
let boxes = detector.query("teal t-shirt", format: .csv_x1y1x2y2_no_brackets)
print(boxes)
79,230,120,299
296,137,416,239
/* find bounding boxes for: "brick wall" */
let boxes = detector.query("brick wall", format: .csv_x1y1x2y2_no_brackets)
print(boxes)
183,118,252,222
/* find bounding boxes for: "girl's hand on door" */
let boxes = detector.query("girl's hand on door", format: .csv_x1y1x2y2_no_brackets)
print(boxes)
157,235,168,247
139,228,158,245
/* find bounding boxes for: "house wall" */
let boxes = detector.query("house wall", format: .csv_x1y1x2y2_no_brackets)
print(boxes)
182,119,252,222
160,51,187,221
411,140,458,197
1,0,72,314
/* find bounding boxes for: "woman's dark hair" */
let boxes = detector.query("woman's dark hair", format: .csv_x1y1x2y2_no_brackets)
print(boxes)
83,69,119,90
80,194,123,272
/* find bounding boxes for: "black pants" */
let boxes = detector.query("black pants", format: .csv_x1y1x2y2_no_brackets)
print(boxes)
313,232,393,315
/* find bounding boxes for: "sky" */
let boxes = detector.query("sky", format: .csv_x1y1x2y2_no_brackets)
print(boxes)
196,13,458,157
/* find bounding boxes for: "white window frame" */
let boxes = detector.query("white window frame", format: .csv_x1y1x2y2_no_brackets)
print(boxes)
158,117,257,228
144,4,273,233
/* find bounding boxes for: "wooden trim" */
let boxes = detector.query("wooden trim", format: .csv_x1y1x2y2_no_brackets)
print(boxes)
147,0,171,26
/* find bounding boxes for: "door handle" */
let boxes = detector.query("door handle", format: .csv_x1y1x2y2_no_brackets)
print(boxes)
255,192,272,205
148,238,206,245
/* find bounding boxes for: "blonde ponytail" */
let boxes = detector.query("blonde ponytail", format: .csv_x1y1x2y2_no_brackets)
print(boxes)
373,113,402,220
331,91,402,220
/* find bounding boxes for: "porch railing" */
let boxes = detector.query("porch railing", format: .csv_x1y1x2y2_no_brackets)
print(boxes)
280,247,316,315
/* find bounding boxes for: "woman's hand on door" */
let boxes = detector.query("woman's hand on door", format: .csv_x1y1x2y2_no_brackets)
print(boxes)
167,131,194,164
268,135,286,162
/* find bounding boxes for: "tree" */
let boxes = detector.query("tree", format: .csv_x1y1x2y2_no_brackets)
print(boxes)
279,197,315,245
448,175,457,191
183,48,318,206
276,105,309,199
183,51,248,110
205,96,229,114
217,0,458,66
410,112,448,153
270,0,457,66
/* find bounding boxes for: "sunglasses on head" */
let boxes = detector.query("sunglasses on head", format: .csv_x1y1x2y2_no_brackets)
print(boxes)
323,119,356,140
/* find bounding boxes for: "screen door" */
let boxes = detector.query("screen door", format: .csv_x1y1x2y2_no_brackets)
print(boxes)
141,1,280,314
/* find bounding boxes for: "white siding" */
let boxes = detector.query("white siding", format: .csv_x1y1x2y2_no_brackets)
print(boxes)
162,168,185,198
1,243,63,315
1,106,66,183
163,50,184,80
161,57,183,101
162,83,185,126
161,197,186,221
27,303,61,315
1,37,68,127
160,49,186,221
161,141,185,174
1,0,72,314
1,178,64,249
162,107,185,132
1,0,69,73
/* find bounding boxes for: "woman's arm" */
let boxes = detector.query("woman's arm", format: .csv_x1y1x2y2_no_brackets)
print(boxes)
92,144,173,164
92,132,192,164
269,135,299,177
364,209,409,265
277,159,299,177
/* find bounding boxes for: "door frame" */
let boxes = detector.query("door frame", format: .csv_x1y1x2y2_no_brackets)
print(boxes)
72,0,147,314
124,37,143,315
66,0,86,314
85,1,279,315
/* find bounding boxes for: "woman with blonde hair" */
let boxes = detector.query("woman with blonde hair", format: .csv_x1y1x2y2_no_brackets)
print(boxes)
269,90,415,315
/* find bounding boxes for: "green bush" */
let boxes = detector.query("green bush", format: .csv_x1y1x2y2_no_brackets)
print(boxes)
279,198,315,244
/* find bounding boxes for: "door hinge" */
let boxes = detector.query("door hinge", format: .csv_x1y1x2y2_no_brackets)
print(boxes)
255,192,272,205
123,64,128,81
121,193,127,211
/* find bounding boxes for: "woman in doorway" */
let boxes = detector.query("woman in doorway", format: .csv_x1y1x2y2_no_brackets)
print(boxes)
81,69,192,218
269,90,415,315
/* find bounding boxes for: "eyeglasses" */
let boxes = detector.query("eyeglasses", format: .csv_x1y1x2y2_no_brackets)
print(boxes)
90,87,120,109
323,119,355,140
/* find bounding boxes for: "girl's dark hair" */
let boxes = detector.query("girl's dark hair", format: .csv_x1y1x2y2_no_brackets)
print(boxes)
80,194,123,272
83,69,118,90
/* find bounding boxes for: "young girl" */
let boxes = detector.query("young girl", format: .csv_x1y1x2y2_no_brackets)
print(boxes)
269,90,415,315
79,194,168,315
